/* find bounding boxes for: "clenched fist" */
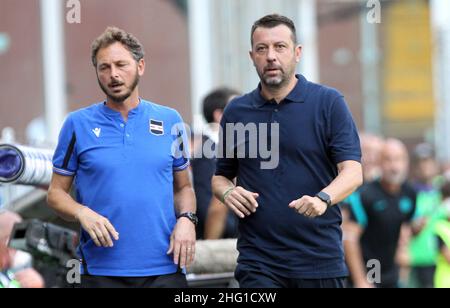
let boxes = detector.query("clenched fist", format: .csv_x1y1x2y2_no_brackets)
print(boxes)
289,196,328,218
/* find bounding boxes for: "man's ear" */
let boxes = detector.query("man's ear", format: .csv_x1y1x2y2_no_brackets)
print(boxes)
249,50,256,67
295,45,303,63
138,58,146,76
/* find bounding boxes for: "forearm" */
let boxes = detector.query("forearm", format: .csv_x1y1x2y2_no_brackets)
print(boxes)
174,185,196,215
47,188,85,222
342,218,369,287
170,172,197,267
212,175,235,202
323,162,363,206
442,247,450,264
204,197,228,239
344,239,369,286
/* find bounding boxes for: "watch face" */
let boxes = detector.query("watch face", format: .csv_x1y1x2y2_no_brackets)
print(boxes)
317,192,331,205
186,213,198,225
191,214,199,225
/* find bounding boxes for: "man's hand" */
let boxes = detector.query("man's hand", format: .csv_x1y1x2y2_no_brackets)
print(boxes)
76,207,119,248
289,196,327,218
411,218,428,235
167,218,196,269
223,186,259,219
354,280,375,289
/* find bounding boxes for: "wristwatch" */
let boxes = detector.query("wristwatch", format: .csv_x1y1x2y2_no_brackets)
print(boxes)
315,191,332,209
177,212,199,227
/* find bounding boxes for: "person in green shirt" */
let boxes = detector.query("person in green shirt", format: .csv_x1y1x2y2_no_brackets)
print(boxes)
434,180,450,288
408,144,442,288
0,271,21,288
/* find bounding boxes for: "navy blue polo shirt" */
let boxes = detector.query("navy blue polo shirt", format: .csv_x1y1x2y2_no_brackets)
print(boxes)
52,99,189,277
216,75,361,279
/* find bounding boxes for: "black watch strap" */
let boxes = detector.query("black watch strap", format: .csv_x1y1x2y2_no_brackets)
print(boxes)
316,191,332,208
177,212,199,226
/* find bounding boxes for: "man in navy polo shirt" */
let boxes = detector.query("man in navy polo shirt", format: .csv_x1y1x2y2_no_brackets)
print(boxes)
212,14,363,288
47,27,197,288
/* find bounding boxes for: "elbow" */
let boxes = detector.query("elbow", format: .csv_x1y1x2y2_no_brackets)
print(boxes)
354,165,364,190
46,187,57,210
356,172,364,189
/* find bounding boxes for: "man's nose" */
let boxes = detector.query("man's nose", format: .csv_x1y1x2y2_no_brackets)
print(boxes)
110,65,119,79
266,47,277,62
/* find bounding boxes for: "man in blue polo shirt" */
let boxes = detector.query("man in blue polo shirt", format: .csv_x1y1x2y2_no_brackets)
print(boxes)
47,27,197,288
212,14,363,288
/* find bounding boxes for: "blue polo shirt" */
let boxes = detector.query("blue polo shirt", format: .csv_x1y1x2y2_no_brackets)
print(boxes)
52,99,189,277
216,75,361,279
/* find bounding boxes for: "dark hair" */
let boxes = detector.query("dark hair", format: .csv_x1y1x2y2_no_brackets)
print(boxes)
203,88,240,123
91,27,145,67
413,143,435,162
441,180,450,200
251,14,297,46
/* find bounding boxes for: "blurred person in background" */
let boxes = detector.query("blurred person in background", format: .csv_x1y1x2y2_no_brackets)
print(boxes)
408,143,442,288
341,134,384,283
47,27,196,288
359,133,384,183
345,139,417,288
191,88,241,240
0,210,45,288
434,180,450,288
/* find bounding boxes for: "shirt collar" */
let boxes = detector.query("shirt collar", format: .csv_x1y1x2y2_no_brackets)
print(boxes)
251,74,309,108
100,98,143,117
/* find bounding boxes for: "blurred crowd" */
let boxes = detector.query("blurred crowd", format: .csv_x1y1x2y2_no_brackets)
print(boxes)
341,134,450,288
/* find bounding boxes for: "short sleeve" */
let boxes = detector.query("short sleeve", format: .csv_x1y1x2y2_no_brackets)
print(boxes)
328,96,362,164
52,115,78,176
215,113,239,180
347,191,368,228
171,111,190,172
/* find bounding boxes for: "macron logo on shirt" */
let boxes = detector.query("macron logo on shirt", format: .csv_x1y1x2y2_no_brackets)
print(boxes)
92,128,101,138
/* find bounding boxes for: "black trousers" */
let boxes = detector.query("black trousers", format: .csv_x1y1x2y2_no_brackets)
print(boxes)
79,271,188,288
410,266,436,288
235,264,346,288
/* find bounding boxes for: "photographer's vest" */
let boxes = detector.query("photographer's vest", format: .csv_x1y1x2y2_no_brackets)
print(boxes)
0,271,20,288
435,220,450,288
